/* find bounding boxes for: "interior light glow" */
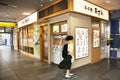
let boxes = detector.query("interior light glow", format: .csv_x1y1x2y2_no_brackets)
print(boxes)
40,4,43,6
22,12,31,15
105,0,111,4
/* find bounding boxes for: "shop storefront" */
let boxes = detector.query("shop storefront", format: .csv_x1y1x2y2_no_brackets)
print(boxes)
17,12,40,59
37,0,110,68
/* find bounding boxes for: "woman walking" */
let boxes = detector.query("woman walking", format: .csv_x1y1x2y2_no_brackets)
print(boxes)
58,35,74,78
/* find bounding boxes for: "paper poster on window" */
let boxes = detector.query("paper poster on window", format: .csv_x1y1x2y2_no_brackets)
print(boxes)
61,24,67,32
75,27,88,59
53,25,59,33
93,30,100,47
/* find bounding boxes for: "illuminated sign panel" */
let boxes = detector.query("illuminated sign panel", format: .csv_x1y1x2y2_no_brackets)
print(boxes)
73,0,109,20
18,12,37,28
0,22,16,27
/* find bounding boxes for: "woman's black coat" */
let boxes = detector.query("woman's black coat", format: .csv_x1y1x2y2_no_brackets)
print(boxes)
58,44,72,69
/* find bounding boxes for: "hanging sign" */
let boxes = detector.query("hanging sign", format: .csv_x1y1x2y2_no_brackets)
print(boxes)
18,12,37,28
73,0,109,20
0,22,16,27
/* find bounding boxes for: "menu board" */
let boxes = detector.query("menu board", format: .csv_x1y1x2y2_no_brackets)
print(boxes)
93,30,100,47
75,28,88,59
53,25,59,33
61,24,68,32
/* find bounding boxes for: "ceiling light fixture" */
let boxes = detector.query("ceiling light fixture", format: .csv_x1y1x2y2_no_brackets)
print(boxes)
40,4,43,7
8,5,17,8
22,12,31,15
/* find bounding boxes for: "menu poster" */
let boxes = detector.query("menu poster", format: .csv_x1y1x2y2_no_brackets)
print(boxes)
61,24,68,32
93,30,100,47
53,25,59,33
75,27,88,59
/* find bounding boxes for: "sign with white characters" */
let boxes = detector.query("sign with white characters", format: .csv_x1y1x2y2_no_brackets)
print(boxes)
73,0,109,20
18,12,37,28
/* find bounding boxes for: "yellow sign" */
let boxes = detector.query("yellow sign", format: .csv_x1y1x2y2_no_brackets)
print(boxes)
106,38,113,40
0,22,16,27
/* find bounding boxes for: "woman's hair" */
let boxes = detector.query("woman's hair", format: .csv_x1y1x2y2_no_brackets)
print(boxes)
65,35,73,41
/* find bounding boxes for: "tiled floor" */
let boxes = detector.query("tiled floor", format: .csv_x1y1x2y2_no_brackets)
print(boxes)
0,45,120,80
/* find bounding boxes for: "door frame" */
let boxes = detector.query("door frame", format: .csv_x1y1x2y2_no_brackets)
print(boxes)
40,25,49,62
91,27,101,64
40,26,43,61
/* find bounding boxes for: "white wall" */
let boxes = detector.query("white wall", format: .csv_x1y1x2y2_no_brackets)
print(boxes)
48,13,70,24
69,13,91,69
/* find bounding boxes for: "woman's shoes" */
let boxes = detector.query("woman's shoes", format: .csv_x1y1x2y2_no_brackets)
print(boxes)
65,73,74,78
69,73,74,76
65,75,71,78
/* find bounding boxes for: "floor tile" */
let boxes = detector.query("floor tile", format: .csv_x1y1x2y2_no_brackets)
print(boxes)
1,45,120,80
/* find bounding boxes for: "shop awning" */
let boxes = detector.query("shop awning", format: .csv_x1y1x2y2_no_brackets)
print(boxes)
0,22,16,27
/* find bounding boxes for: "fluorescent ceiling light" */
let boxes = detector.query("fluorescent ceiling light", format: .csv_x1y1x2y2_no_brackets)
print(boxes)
8,5,17,8
22,12,31,15
40,4,43,6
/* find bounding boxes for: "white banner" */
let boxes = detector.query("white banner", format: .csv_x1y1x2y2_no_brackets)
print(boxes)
18,12,37,28
73,0,109,20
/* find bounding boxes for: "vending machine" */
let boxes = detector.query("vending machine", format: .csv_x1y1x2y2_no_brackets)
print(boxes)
52,35,67,64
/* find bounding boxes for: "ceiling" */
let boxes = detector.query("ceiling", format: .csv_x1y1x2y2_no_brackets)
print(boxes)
0,0,120,22
86,0,120,10
0,0,56,22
